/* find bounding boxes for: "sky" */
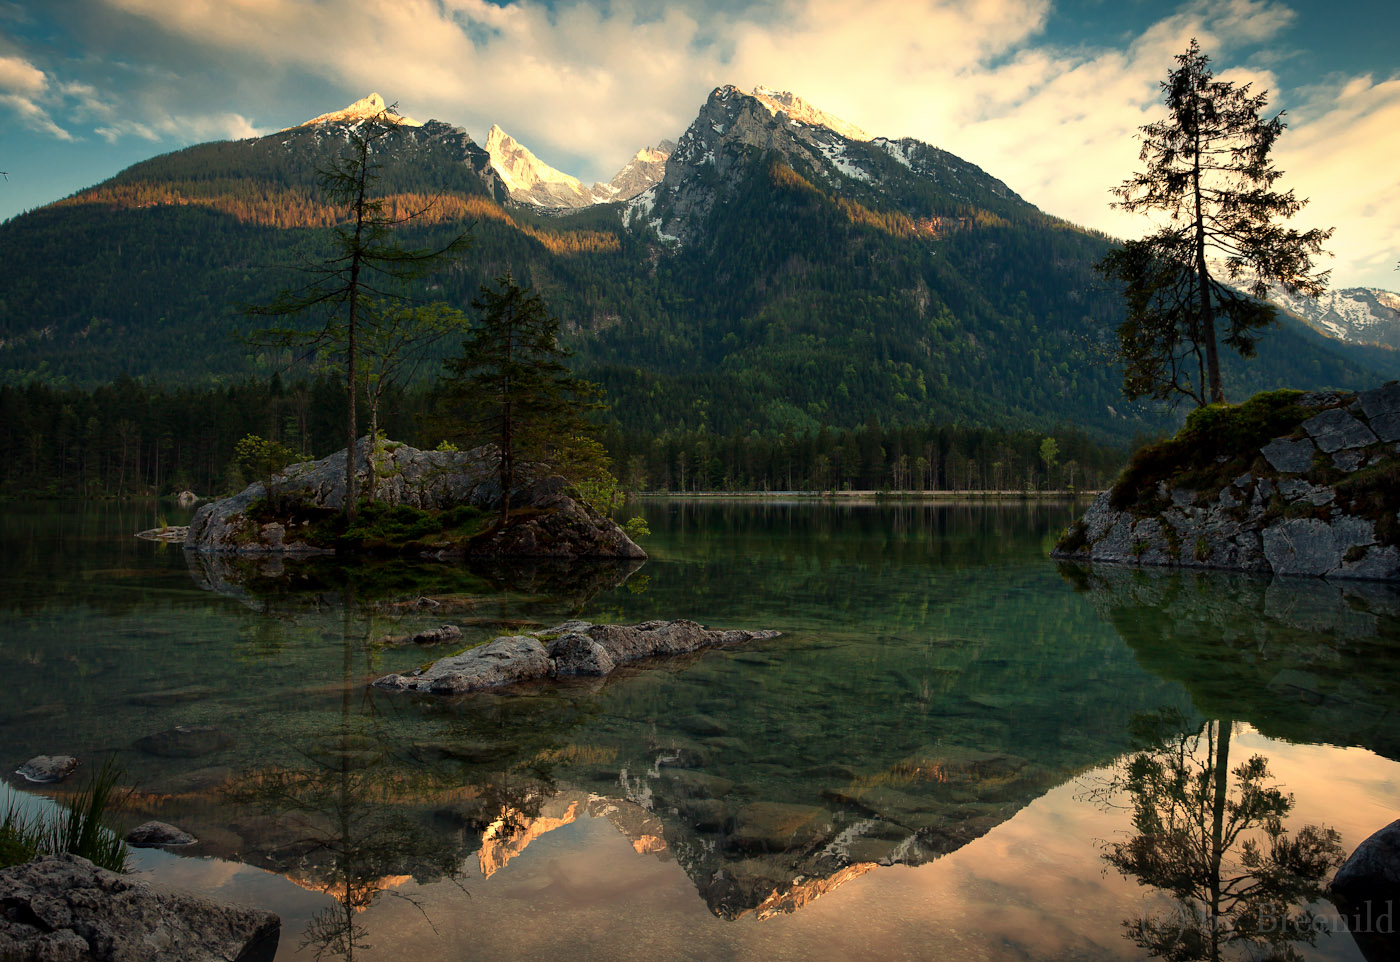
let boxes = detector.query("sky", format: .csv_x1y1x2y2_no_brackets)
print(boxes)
1,0,1397,288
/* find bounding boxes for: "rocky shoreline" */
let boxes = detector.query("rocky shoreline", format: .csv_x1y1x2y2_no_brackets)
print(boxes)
1053,384,1400,580
0,854,279,962
373,619,781,694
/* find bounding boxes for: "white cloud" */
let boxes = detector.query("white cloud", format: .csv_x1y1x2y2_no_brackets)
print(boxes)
0,53,72,139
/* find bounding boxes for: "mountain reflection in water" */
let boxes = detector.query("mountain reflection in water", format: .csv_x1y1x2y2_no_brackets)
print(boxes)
1,501,1397,961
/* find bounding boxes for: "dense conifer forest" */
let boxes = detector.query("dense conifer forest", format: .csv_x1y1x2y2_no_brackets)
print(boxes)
0,377,1124,499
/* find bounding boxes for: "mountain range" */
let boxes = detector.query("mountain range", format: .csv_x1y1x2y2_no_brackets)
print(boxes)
0,86,1396,444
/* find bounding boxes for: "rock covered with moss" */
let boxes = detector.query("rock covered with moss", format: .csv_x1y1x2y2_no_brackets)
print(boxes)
1052,385,1400,580
185,438,645,560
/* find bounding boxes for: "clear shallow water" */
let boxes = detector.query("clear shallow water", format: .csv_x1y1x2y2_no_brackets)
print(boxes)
2,499,1398,961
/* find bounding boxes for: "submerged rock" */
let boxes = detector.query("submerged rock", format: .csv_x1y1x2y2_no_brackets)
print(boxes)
135,725,232,759
1053,386,1400,580
15,755,79,783
373,619,781,694
0,853,279,962
184,438,645,561
126,820,198,847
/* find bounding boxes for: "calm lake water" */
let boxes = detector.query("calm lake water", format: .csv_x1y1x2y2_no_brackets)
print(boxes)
2,499,1398,961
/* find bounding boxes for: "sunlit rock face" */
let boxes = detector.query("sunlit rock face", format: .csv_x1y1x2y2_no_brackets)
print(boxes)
485,126,673,208
750,85,871,141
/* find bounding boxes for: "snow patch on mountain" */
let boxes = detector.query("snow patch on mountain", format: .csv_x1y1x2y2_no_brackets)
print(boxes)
751,86,871,141
289,93,421,130
1268,283,1400,349
813,139,870,182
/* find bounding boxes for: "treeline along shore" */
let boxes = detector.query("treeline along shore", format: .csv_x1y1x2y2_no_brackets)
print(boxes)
0,376,1126,499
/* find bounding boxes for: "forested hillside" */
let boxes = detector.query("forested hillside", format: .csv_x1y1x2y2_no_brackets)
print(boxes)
2,87,1395,450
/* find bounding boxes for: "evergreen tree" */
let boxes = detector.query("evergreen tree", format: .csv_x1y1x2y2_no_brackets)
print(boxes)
438,274,605,526
1098,39,1331,407
248,108,469,517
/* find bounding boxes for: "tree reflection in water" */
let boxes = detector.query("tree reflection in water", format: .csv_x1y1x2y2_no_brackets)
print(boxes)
1095,710,1345,961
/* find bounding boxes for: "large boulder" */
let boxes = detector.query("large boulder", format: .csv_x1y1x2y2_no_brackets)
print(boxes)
373,619,781,694
1331,820,1400,962
185,439,645,560
0,853,279,962
1053,386,1400,581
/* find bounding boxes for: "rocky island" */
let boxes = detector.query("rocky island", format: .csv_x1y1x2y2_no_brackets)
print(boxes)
184,438,645,560
1052,384,1400,580
374,619,782,694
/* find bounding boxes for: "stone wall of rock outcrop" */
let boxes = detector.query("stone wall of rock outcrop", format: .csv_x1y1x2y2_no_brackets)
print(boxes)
184,439,645,560
1053,384,1400,580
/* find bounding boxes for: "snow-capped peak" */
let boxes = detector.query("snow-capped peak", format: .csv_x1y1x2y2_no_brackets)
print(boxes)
485,124,597,207
290,93,422,129
750,86,871,141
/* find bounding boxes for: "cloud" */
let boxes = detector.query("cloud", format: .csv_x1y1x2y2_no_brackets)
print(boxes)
0,53,72,139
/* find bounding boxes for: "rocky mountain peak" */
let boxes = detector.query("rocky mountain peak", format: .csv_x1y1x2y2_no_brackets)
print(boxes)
750,85,872,141
290,92,422,130
485,124,597,208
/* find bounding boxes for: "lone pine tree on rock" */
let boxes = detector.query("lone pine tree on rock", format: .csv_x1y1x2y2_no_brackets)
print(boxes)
437,273,609,527
1098,39,1331,408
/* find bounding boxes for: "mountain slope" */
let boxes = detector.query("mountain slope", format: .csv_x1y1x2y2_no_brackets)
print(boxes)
0,86,1395,444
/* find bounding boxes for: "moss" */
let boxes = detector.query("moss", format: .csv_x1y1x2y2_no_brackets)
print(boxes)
1054,520,1089,554
1344,545,1368,564
1109,389,1311,512
1193,537,1210,562
1335,460,1400,546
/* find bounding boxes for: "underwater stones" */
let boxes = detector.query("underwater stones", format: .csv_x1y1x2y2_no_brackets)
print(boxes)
1261,436,1315,473
0,854,280,962
135,725,232,759
1303,408,1377,453
728,802,834,854
15,755,78,783
126,820,198,847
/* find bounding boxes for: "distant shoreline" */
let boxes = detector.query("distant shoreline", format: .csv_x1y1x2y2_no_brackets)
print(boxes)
634,490,1098,502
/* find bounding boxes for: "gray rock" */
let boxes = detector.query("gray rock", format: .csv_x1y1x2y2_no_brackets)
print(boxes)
175,490,199,507
1370,412,1400,443
15,755,78,783
1333,450,1366,473
1338,544,1400,582
546,633,616,676
1357,381,1400,420
0,853,279,962
126,820,197,847
1262,516,1376,577
135,725,232,759
1333,819,1400,900
1303,408,1379,453
1260,436,1316,473
375,620,781,694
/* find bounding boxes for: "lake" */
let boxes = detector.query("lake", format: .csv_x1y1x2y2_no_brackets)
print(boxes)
2,499,1397,961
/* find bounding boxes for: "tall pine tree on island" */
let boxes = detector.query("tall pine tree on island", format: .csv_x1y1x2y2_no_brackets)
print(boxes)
1098,39,1331,408
248,107,470,518
437,273,609,528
